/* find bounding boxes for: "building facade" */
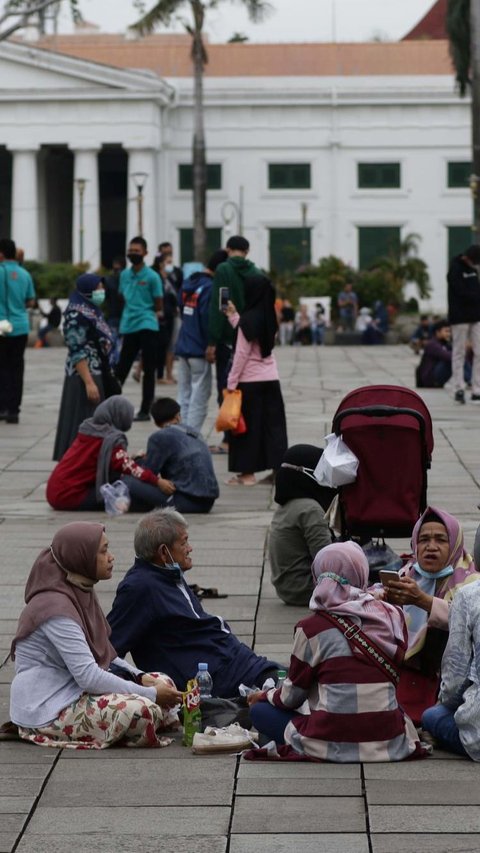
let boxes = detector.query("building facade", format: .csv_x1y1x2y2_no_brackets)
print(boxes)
0,36,473,310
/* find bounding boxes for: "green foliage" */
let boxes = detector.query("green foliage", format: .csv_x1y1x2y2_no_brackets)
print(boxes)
273,235,430,319
24,261,88,298
447,0,470,96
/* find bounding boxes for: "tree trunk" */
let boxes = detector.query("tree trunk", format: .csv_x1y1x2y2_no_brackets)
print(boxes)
192,27,207,261
471,0,480,241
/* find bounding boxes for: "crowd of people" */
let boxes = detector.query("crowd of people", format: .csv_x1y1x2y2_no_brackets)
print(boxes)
4,233,480,764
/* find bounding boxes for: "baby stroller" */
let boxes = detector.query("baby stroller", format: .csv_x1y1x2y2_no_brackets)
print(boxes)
331,385,434,543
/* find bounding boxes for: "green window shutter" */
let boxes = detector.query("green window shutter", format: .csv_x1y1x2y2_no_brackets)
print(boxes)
268,164,311,190
178,164,222,190
269,227,311,272
358,227,401,270
447,225,473,261
179,228,222,264
358,163,401,189
447,162,471,188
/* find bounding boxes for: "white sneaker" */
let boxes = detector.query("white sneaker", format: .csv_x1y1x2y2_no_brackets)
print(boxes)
191,723,257,754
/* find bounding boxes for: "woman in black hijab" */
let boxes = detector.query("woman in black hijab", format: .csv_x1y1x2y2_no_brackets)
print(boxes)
269,444,336,606
225,276,288,486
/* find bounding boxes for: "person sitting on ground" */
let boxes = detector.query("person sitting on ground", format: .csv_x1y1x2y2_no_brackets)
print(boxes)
35,298,62,348
416,320,453,388
248,542,425,761
269,444,336,606
128,397,219,514
379,506,480,725
410,314,433,354
107,508,280,696
362,300,388,345
9,521,183,749
421,578,480,760
46,396,164,512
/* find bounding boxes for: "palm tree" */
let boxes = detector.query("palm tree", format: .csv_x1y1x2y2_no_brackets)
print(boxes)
132,0,271,260
447,0,480,240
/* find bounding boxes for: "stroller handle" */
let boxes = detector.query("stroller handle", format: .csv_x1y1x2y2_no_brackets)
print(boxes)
332,405,429,461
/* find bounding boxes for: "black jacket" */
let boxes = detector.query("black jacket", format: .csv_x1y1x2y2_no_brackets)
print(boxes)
447,255,480,324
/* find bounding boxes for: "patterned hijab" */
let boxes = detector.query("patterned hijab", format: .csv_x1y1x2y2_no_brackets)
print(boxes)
11,522,116,668
310,541,406,660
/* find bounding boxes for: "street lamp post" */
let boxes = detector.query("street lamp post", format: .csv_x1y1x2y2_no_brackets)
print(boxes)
301,202,309,266
74,178,87,264
221,186,244,236
131,172,149,236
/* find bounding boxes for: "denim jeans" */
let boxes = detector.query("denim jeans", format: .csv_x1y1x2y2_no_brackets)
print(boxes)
249,702,296,745
121,475,214,514
421,703,468,757
177,357,212,433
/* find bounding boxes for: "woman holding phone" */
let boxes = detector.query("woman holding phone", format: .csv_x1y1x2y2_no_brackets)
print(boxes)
225,275,288,486
380,506,480,723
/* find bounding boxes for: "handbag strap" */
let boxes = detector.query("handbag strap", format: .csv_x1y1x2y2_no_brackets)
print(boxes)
320,610,400,685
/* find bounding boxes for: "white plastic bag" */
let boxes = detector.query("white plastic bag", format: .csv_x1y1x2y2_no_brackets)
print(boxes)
314,433,359,488
100,480,131,516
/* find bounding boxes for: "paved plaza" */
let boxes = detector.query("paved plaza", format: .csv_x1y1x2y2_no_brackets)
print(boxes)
1,343,480,853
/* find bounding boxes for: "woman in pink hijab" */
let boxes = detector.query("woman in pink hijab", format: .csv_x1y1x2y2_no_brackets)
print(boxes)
248,542,425,762
9,521,183,749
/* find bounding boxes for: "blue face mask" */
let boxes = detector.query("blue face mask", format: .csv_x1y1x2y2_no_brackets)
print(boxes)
163,545,181,572
90,289,105,306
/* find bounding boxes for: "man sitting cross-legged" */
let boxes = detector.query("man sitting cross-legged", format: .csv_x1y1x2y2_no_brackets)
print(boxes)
107,508,280,696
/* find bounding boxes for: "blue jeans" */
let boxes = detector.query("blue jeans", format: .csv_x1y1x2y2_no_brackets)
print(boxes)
177,357,212,434
421,704,468,757
121,475,214,514
250,701,296,744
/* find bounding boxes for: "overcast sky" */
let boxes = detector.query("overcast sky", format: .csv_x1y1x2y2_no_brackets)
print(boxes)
55,0,437,43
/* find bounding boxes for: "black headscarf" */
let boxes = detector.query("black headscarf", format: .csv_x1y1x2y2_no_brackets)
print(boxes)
238,275,277,358
274,444,337,510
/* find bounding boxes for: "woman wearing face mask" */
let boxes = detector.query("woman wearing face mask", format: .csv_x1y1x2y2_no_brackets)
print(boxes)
380,506,480,724
53,273,114,461
153,252,178,385
9,522,183,749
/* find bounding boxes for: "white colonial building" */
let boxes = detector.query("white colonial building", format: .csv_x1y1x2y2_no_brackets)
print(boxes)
0,31,474,310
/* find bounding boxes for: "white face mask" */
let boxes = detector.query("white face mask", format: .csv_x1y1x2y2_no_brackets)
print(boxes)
165,264,174,274
280,462,320,485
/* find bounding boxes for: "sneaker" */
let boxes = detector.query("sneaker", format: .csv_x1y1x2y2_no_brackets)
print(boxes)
191,723,257,754
454,389,465,404
133,411,150,422
471,394,480,403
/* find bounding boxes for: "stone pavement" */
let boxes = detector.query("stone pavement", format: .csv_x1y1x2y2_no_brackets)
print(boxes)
1,344,480,853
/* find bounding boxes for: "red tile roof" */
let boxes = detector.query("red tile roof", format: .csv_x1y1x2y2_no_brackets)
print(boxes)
32,34,455,78
402,0,447,40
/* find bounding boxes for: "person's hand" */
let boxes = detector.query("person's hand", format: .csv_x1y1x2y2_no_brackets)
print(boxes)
205,345,216,364
383,576,433,611
247,690,267,706
225,300,236,317
85,380,101,404
157,476,176,495
155,682,184,708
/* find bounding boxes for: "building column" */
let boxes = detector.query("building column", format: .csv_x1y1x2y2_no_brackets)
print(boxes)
126,148,158,259
11,148,39,260
72,147,101,269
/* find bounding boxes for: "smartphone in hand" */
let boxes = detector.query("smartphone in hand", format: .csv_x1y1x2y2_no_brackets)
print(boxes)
379,569,400,586
219,287,230,312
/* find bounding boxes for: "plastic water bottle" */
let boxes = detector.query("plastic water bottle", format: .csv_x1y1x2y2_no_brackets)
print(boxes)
196,662,213,698
277,669,287,688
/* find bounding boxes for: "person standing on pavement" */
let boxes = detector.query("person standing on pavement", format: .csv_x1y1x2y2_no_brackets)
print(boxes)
206,235,262,454
176,250,227,434
0,237,36,424
104,255,126,364
115,237,163,422
447,244,480,404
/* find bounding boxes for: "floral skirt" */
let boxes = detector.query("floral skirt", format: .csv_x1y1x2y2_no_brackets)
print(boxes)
18,675,180,750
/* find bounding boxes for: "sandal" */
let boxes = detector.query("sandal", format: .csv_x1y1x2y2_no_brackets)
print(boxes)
209,445,228,455
225,476,256,486
188,584,228,600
